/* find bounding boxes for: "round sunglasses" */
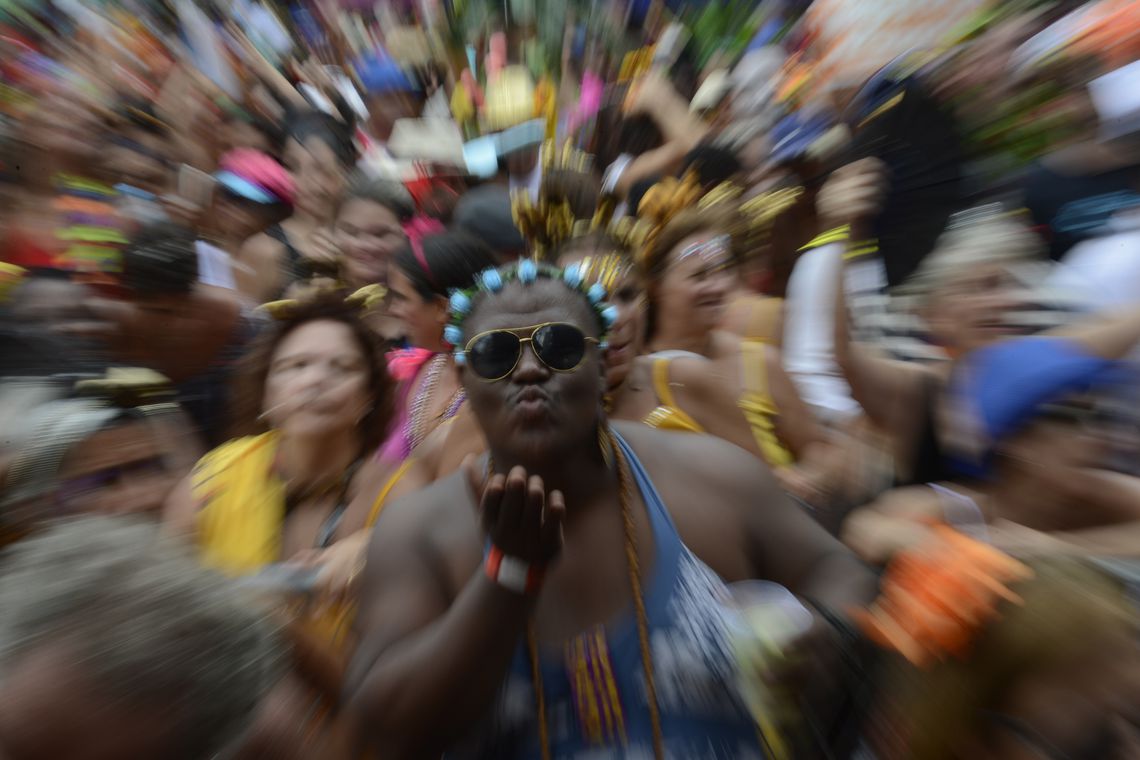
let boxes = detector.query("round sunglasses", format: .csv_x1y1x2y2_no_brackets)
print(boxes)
463,322,599,381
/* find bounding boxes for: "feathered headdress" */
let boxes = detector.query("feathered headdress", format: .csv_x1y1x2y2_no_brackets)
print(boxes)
510,140,601,259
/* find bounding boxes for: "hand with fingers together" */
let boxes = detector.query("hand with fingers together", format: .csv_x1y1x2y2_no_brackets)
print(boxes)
463,456,566,596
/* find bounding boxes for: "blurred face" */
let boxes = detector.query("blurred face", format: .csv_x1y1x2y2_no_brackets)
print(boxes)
335,198,406,289
284,136,347,221
224,118,273,154
127,294,194,349
54,421,171,517
388,267,445,349
460,279,604,463
103,128,169,193
11,279,108,342
24,90,101,167
558,249,645,391
0,644,180,760
261,320,371,439
926,263,1023,354
213,192,277,242
656,230,734,335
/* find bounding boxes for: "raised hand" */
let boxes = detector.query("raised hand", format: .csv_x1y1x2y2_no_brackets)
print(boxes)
817,157,890,232
464,457,565,568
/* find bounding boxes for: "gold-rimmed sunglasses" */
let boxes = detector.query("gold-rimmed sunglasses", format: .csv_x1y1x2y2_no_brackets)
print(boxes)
462,322,600,381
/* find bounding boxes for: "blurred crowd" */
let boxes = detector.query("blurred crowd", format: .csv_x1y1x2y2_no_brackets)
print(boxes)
2,0,1140,758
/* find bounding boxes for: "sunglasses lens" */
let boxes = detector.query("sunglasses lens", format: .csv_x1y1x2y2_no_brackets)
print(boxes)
468,331,522,379
533,323,588,371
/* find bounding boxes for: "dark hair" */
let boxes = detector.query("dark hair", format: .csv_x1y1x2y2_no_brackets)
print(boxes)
121,223,199,296
617,114,664,157
452,186,525,258
343,174,415,222
681,143,742,189
218,187,292,227
230,294,393,455
286,110,357,168
227,111,286,159
540,169,601,219
394,232,498,301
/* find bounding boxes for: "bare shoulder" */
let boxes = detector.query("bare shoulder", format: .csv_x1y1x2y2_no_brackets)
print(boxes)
711,330,745,360
238,231,283,264
667,353,736,390
370,470,479,548
612,422,778,581
364,470,482,599
614,420,761,487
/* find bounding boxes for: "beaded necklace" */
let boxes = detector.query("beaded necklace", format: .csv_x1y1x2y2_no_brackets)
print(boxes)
521,427,664,760
405,353,464,451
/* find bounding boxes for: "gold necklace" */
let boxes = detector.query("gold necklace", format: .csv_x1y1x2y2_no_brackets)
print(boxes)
524,427,664,760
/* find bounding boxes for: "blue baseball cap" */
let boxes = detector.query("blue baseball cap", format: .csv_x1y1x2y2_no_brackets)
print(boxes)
945,336,1128,478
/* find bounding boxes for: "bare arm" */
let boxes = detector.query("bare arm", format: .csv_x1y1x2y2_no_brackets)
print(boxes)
614,74,708,198
839,486,947,565
346,465,564,758
1048,521,1140,558
832,250,928,445
710,436,877,609
1048,306,1140,361
162,475,199,541
226,23,309,113
765,344,828,457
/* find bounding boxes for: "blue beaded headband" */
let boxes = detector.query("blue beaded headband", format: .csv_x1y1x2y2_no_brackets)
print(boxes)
445,259,618,366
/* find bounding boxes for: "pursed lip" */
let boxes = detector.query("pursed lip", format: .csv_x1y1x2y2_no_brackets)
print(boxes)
514,386,550,404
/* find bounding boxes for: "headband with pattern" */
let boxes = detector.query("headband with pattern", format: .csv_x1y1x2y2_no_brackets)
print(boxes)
444,259,619,365
632,174,810,269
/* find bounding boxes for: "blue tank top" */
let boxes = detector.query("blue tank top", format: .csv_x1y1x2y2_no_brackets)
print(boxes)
448,433,769,759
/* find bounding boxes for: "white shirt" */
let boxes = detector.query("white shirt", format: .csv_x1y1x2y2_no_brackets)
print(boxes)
1048,211,1140,312
782,242,887,422
195,240,237,290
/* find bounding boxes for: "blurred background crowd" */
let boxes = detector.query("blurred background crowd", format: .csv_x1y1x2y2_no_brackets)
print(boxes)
1,0,1140,758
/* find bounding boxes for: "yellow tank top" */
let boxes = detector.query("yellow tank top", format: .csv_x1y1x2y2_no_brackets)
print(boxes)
193,433,411,643
642,358,704,433
737,341,796,467
193,432,285,574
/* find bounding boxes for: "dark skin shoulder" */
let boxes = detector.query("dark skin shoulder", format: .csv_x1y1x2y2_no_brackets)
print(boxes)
347,422,875,757
614,421,873,605
350,420,873,677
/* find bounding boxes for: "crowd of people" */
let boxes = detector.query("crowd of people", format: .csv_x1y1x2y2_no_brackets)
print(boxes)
2,0,1140,758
